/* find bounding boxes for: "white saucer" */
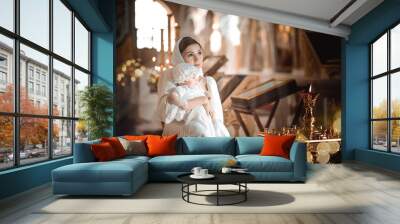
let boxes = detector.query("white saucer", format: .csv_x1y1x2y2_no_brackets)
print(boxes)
190,174,215,179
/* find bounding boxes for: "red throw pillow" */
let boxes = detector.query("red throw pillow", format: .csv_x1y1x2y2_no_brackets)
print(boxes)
146,135,177,157
260,134,296,159
101,137,127,158
91,142,117,161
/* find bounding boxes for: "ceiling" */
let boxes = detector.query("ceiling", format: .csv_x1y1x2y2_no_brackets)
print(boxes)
166,0,384,38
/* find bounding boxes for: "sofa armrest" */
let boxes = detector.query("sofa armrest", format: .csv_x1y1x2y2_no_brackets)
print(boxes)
289,141,307,181
73,140,100,163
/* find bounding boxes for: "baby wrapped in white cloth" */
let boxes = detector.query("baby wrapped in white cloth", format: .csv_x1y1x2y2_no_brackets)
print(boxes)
163,63,229,137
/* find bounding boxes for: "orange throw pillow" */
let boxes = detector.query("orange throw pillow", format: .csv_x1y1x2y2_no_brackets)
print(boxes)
124,135,148,141
146,135,177,157
91,142,117,161
260,134,296,159
101,137,126,158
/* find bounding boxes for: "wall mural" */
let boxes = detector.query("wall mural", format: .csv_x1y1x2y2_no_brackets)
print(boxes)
116,0,342,163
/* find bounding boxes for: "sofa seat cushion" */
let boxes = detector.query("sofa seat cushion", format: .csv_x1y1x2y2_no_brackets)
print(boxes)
116,155,150,162
53,159,147,183
236,155,293,172
179,137,235,155
149,154,235,172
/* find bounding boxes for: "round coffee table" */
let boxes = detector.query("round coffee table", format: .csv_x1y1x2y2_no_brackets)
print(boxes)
177,173,255,206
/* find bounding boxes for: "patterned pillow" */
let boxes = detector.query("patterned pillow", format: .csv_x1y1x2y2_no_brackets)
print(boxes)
118,137,147,156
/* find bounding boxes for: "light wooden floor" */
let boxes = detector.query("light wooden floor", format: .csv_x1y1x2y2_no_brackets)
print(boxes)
1,162,400,224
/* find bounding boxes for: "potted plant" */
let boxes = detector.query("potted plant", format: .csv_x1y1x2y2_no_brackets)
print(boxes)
79,84,113,140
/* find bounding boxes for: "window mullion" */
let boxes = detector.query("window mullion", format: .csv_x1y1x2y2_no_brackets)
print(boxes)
71,10,76,154
388,30,391,152
13,0,20,167
49,0,54,160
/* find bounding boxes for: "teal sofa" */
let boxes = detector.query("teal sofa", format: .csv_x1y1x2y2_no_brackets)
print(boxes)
52,137,306,196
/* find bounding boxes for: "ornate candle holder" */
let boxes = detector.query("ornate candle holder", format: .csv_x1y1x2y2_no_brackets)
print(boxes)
299,85,319,140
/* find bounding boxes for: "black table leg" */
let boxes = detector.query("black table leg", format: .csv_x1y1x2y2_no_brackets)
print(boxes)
245,183,247,201
216,184,219,206
187,184,190,202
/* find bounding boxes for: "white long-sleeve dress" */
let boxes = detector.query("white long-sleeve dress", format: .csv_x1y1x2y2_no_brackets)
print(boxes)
156,36,230,137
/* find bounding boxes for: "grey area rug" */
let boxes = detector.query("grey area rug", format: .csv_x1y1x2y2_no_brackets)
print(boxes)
37,183,362,214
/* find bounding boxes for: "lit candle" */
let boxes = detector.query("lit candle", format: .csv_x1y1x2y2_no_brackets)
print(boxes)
308,84,312,93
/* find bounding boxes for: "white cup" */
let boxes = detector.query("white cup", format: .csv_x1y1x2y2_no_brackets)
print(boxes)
191,167,202,176
200,169,208,176
221,167,232,174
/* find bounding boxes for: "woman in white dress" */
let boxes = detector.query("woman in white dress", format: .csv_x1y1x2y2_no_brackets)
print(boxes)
157,36,230,137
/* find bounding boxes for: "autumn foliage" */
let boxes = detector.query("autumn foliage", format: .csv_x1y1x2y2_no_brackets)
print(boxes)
0,85,59,150
372,99,400,141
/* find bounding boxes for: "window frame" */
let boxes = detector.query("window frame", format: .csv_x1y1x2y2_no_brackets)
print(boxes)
370,20,400,154
0,0,92,171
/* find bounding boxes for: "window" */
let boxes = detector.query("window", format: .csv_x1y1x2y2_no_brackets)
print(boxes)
41,73,46,83
53,0,72,60
42,85,46,97
0,34,13,113
36,83,40,95
28,67,34,80
20,0,49,49
53,119,72,158
135,0,175,51
74,18,89,70
74,69,89,119
0,71,6,85
0,0,91,170
35,70,41,81
0,0,14,32
0,54,7,88
53,59,71,117
371,23,400,154
0,54,7,67
28,81,34,94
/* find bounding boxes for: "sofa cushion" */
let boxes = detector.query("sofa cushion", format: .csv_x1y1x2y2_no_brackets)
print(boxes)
149,154,235,172
53,158,147,183
147,135,177,157
179,137,235,155
260,134,296,159
118,137,147,156
91,142,118,161
236,137,264,155
236,155,293,172
101,137,127,158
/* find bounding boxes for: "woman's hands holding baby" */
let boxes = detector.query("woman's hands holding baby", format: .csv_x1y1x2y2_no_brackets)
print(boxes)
202,97,215,120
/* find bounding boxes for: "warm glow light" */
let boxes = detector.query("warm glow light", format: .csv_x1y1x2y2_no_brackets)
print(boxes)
152,56,156,62
210,29,222,54
220,15,240,46
135,0,171,51
165,59,169,64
